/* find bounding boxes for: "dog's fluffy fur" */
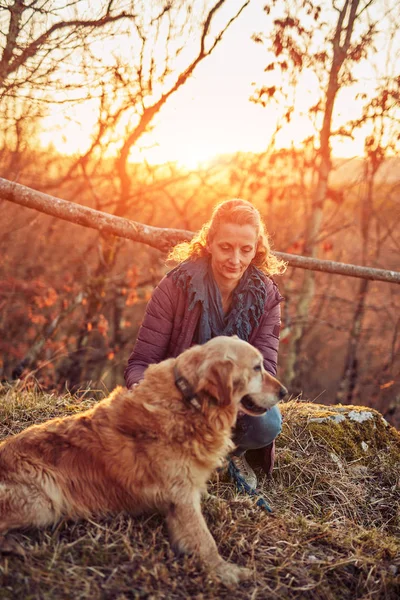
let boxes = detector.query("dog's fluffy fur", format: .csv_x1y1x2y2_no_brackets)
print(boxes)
0,336,286,584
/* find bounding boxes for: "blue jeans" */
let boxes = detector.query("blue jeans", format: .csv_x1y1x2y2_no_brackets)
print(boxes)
232,405,282,455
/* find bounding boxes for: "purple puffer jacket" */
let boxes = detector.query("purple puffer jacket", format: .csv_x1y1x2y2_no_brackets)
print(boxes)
124,272,283,389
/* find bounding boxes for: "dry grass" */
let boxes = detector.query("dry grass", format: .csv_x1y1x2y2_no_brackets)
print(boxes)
0,383,399,599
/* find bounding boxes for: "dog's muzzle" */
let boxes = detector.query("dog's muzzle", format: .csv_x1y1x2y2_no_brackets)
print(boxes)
240,385,287,416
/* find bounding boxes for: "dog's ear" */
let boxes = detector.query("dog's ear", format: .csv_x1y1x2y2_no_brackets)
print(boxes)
197,359,235,406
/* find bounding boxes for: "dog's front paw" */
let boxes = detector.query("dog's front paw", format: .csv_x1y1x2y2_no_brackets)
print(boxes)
214,561,252,586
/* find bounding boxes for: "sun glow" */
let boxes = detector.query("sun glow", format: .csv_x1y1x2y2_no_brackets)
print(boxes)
38,69,370,167
37,1,398,167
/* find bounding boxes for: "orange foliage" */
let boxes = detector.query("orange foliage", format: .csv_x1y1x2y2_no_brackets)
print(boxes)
97,315,109,336
126,290,138,306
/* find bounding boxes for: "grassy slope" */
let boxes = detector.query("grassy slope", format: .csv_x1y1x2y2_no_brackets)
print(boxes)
0,384,399,600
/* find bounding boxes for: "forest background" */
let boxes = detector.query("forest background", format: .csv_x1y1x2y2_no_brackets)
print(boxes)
0,0,399,428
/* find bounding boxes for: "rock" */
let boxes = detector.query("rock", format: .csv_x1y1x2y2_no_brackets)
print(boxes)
279,401,400,462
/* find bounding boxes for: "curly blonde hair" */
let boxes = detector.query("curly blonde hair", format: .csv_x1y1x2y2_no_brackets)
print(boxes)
168,198,287,277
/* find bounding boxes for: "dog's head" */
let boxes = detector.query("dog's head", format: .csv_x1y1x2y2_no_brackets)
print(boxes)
176,336,287,416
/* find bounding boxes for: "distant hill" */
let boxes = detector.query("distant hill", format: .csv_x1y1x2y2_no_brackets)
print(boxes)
332,156,400,185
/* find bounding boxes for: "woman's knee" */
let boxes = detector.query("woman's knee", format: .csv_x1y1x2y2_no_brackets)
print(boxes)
233,405,282,451
266,405,282,439
253,405,282,446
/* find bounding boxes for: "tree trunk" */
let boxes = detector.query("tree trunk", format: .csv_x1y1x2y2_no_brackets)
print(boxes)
336,137,384,403
284,0,361,389
336,277,369,403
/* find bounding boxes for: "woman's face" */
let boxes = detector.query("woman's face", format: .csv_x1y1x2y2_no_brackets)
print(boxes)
207,222,258,286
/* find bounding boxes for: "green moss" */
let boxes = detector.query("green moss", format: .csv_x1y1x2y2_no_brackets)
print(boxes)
280,401,400,463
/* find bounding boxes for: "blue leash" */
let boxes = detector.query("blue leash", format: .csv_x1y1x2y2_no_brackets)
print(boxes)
228,459,273,513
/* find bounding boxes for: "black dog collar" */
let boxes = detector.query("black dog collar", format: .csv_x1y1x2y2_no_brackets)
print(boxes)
173,365,202,410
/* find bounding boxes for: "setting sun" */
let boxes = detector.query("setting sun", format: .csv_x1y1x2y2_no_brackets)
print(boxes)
36,0,397,167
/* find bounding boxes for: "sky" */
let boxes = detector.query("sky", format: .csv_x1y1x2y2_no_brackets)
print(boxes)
39,0,400,169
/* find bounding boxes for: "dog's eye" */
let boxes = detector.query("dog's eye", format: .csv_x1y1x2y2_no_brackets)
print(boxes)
253,364,262,372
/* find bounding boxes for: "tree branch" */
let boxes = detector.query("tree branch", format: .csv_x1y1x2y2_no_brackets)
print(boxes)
116,0,251,209
0,177,192,253
1,177,400,284
1,12,137,86
276,252,400,284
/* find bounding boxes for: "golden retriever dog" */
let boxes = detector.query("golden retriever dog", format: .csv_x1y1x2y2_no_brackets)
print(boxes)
0,336,287,585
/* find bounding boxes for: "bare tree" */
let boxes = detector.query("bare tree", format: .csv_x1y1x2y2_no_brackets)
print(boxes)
337,67,400,403
252,0,400,389
0,0,252,388
1,1,147,100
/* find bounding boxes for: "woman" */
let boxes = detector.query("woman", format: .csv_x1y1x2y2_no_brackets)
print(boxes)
124,198,286,489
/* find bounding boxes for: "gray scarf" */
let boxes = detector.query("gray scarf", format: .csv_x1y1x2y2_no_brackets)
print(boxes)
168,256,268,344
